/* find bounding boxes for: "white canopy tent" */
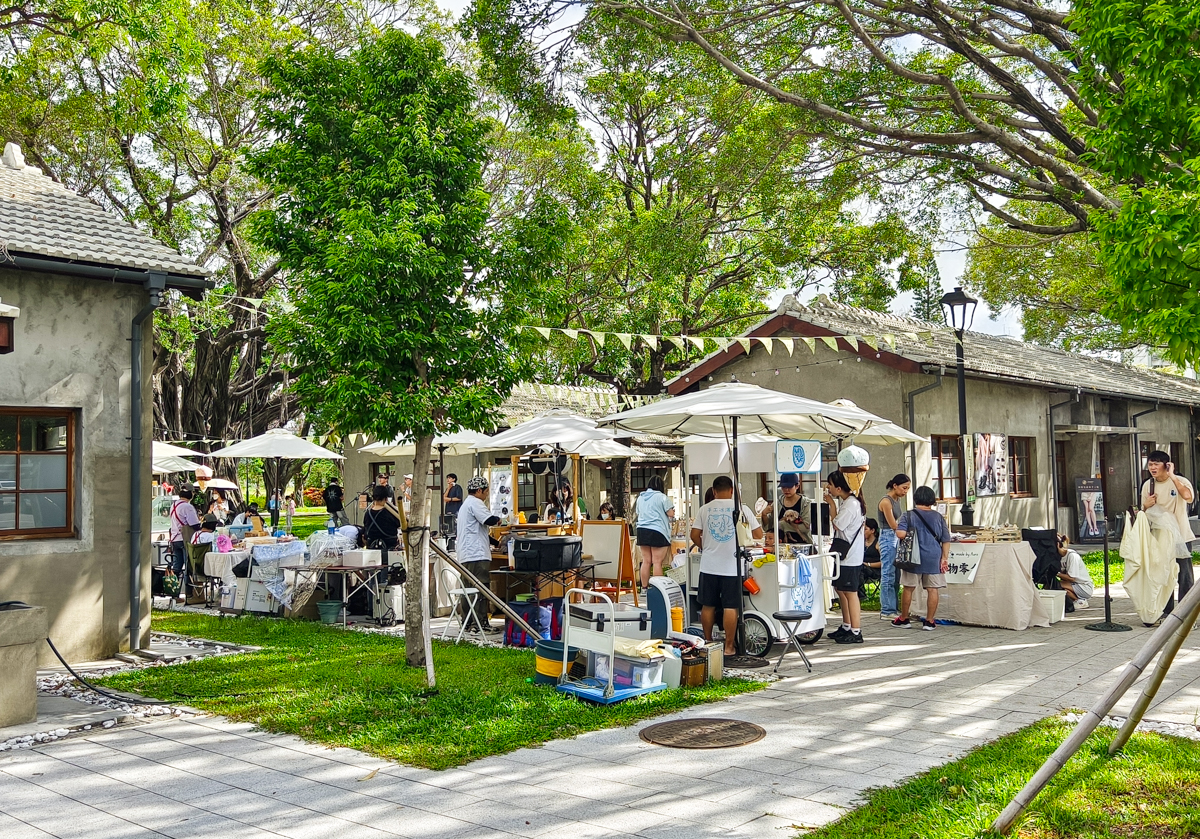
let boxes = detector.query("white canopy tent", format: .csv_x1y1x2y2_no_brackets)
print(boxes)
482,410,617,450
153,441,198,459
151,454,198,475
206,428,344,460
359,430,495,458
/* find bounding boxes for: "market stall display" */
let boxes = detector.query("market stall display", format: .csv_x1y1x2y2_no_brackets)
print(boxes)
909,542,1051,630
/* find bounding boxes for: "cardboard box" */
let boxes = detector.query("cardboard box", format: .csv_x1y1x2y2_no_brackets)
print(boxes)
341,549,381,568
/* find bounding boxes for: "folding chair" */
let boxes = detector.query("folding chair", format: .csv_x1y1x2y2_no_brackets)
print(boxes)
439,567,484,642
772,610,814,673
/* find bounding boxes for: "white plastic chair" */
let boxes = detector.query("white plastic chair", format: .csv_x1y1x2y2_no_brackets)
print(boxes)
439,567,484,642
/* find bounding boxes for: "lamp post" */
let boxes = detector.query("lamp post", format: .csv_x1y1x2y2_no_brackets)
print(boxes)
940,286,978,526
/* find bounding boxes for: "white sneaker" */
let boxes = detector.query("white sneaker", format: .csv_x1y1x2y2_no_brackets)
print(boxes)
1074,599,1089,609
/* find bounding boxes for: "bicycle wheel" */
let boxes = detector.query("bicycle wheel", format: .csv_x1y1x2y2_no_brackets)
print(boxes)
742,614,773,657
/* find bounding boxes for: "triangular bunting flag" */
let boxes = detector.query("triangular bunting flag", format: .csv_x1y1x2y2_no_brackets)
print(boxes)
845,334,859,351
559,328,579,341
533,326,552,340
614,333,633,350
820,336,840,351
917,331,934,346
780,338,795,356
863,335,879,352
667,336,687,351
883,333,897,350
686,336,706,350
801,337,816,353
583,330,605,348
754,337,774,354
642,334,658,350
736,338,752,354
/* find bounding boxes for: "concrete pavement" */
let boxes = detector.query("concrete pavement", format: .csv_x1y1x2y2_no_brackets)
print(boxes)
3,589,1200,838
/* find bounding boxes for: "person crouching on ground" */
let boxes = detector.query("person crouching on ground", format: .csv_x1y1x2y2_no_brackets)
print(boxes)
825,471,866,644
457,476,502,627
1056,534,1094,610
691,475,762,657
892,486,952,630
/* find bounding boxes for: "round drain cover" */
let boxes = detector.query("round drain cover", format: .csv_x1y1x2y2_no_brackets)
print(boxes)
639,718,766,749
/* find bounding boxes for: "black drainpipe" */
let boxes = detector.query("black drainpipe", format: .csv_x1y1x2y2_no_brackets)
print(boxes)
1048,395,1073,528
906,367,944,473
129,272,167,652
1130,403,1159,504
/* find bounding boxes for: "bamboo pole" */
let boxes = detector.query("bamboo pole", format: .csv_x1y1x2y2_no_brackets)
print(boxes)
992,580,1200,834
428,539,538,637
1109,591,1200,753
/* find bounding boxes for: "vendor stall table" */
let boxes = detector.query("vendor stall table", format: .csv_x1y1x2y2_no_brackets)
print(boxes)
204,551,251,585
911,542,1051,630
282,564,386,628
491,560,609,603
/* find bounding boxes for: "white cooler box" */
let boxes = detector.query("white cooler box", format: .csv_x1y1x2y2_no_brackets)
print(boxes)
568,602,652,639
1038,589,1066,624
341,549,382,567
374,585,405,620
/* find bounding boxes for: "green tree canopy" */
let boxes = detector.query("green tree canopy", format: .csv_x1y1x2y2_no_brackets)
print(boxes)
250,29,533,671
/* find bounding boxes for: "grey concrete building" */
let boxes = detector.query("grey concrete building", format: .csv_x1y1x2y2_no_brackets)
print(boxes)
669,295,1200,536
0,142,209,663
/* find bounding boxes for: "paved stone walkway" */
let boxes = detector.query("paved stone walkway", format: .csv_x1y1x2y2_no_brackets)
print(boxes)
3,589,1200,839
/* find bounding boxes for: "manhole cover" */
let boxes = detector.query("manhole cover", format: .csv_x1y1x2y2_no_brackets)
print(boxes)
639,718,766,749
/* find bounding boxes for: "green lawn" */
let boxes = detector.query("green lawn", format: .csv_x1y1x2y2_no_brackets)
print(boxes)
1081,550,1125,584
804,717,1200,839
98,611,765,769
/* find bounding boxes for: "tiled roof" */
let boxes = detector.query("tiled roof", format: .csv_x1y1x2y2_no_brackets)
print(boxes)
671,295,1200,406
0,143,207,278
785,297,1200,405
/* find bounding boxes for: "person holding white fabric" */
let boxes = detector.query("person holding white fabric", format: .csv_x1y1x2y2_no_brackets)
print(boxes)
1140,450,1195,619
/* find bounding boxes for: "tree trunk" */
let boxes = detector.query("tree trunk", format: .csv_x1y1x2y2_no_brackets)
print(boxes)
612,456,632,519
405,433,434,674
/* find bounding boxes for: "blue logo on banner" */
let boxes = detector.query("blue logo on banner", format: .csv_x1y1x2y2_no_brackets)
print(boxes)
792,446,807,469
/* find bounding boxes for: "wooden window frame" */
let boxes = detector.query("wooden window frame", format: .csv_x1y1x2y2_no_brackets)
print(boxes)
930,434,964,503
1008,436,1036,498
0,407,76,541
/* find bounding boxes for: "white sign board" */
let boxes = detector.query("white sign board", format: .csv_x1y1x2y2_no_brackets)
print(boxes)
489,464,513,519
945,543,986,584
775,440,823,474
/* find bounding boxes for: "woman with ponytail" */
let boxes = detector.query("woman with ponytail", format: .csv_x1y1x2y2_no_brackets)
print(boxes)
825,470,866,644
876,474,912,620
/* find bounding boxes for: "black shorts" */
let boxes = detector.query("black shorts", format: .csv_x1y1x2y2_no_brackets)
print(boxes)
636,528,671,548
697,572,742,609
833,565,863,593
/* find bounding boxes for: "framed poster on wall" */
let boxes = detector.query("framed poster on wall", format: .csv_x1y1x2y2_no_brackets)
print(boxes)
973,433,1009,496
1075,477,1105,543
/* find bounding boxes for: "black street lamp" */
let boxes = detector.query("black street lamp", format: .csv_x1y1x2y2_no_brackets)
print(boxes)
940,286,978,526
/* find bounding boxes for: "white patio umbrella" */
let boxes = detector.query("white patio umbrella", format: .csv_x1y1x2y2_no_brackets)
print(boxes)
600,382,890,660
206,428,344,460
359,430,494,458
852,422,926,446
151,454,198,474
482,410,616,450
598,383,890,439
153,441,198,459
570,438,636,459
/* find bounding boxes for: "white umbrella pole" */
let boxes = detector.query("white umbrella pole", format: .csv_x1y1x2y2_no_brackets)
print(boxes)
731,416,747,656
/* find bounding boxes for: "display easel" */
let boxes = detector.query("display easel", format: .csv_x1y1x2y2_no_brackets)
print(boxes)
582,518,639,606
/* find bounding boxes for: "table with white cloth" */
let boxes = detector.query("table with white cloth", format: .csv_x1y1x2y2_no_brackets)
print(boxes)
204,551,252,585
910,542,1051,630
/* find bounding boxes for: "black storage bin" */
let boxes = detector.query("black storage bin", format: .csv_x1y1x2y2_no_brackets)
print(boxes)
512,535,583,571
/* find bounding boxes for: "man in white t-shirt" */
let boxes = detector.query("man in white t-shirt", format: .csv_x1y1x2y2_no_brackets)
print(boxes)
691,476,762,656
1056,535,1095,610
456,476,501,627
1141,450,1196,616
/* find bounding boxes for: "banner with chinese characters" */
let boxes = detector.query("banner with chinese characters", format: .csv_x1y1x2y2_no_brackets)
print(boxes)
945,542,986,584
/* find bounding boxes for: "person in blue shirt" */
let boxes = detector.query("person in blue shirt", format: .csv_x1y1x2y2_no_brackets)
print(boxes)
636,475,676,589
891,486,952,631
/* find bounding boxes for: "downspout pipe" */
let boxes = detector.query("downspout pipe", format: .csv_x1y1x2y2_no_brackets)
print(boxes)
1048,396,1073,531
1130,403,1159,504
906,367,944,474
129,272,167,652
